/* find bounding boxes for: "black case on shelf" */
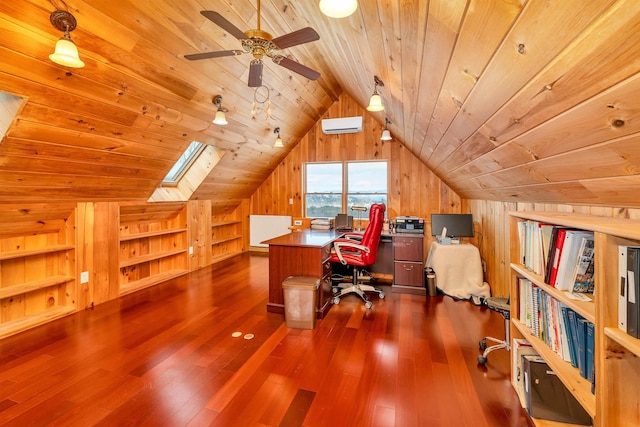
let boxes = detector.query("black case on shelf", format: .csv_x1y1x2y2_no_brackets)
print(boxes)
523,355,592,425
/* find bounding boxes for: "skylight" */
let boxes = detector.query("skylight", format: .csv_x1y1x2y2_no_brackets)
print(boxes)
163,141,206,185
0,92,25,140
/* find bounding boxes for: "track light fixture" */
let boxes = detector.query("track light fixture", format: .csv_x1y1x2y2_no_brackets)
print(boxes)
48,10,85,68
274,127,284,147
366,76,384,112
212,95,228,125
319,0,358,18
381,118,392,141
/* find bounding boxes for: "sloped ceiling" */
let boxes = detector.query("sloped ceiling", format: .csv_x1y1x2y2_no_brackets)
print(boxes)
1,1,640,207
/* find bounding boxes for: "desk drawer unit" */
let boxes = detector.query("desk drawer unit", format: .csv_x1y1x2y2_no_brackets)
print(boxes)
394,261,423,286
393,235,425,293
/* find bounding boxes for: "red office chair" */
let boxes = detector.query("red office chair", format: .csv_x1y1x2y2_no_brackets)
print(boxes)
330,203,386,308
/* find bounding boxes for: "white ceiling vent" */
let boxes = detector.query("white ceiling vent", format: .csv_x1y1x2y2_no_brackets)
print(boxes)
321,116,363,134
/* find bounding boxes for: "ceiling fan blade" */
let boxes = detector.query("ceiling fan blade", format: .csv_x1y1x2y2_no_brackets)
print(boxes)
272,27,320,49
248,60,263,87
272,55,320,81
183,50,245,61
200,11,248,40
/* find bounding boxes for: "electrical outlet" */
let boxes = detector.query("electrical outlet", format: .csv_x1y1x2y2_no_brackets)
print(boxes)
289,198,293,205
189,246,194,255
294,220,302,226
80,271,89,284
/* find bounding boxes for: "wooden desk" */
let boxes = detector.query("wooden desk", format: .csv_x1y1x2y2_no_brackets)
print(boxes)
263,229,341,318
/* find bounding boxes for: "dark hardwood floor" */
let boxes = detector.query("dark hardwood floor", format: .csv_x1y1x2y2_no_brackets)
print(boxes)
0,253,533,426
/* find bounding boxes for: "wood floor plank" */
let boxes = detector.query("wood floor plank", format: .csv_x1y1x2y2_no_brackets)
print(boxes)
0,253,532,426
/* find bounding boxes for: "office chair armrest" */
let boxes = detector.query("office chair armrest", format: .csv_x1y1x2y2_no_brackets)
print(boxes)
341,232,364,241
333,241,370,265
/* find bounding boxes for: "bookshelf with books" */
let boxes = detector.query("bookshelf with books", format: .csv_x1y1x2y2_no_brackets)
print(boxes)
509,211,640,427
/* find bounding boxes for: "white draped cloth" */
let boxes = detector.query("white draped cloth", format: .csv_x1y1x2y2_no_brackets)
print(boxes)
426,242,491,303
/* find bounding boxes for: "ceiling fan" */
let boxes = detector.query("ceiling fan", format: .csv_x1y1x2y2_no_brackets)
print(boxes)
184,0,321,87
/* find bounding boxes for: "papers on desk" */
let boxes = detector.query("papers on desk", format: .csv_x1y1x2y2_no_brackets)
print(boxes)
311,218,333,230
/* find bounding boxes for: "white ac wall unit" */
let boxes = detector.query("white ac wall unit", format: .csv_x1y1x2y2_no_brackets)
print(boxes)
321,116,363,134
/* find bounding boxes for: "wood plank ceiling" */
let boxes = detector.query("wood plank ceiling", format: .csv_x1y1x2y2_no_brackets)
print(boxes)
1,0,640,207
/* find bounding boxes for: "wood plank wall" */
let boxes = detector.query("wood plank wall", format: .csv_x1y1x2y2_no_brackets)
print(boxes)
249,93,463,228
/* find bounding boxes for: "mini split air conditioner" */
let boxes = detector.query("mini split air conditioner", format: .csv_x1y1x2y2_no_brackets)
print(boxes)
321,116,363,134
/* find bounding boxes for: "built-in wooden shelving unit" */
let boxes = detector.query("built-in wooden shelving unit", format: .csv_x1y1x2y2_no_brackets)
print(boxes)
509,211,640,427
118,203,188,296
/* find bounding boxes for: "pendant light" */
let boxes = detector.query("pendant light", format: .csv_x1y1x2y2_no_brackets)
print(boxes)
48,10,85,68
319,0,358,18
274,127,284,147
380,118,392,141
212,95,228,125
366,76,384,112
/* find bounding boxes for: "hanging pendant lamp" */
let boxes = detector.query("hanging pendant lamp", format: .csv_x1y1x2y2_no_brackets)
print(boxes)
48,10,85,68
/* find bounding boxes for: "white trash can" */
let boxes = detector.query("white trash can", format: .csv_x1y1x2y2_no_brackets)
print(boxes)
282,276,319,329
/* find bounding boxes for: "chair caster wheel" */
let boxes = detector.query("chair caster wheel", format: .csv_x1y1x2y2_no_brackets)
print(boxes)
477,355,488,365
378,292,385,299
365,301,373,309
332,287,339,295
479,339,487,351
333,297,341,305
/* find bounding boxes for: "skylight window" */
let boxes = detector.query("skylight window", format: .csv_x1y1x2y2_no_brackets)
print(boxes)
163,141,206,185
0,92,25,140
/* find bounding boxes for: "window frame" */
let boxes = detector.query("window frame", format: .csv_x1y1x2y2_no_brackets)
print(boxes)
162,141,207,186
304,160,388,218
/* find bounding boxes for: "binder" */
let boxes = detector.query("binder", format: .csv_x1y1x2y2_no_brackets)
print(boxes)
523,355,592,425
627,247,640,338
619,245,628,332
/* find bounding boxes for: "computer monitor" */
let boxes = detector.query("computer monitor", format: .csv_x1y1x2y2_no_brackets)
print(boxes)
334,213,353,231
430,214,474,238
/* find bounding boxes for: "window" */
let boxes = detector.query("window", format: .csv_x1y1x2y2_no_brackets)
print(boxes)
305,162,343,217
162,141,206,185
347,161,388,210
304,160,387,218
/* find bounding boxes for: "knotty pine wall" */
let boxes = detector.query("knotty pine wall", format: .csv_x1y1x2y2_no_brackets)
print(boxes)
249,94,464,242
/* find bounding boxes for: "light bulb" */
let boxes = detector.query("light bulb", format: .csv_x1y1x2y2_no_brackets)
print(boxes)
49,35,84,68
319,0,358,18
367,93,384,112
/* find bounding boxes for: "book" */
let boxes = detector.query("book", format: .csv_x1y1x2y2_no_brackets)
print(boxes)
538,223,554,273
544,226,562,283
561,306,578,368
548,228,570,286
567,309,581,370
522,355,592,425
576,315,588,379
512,338,538,408
585,321,595,383
571,236,595,293
555,230,593,290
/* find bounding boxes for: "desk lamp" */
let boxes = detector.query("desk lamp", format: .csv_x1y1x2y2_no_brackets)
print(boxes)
351,206,367,231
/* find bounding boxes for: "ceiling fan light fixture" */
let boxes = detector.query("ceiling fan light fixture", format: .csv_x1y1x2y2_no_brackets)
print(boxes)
48,10,84,68
319,0,358,18
274,127,284,147
212,95,228,125
366,76,385,112
380,118,392,141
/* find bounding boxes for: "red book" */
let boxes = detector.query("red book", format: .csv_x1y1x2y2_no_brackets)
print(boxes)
548,228,568,286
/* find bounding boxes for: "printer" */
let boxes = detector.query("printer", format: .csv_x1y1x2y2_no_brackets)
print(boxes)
394,216,425,234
